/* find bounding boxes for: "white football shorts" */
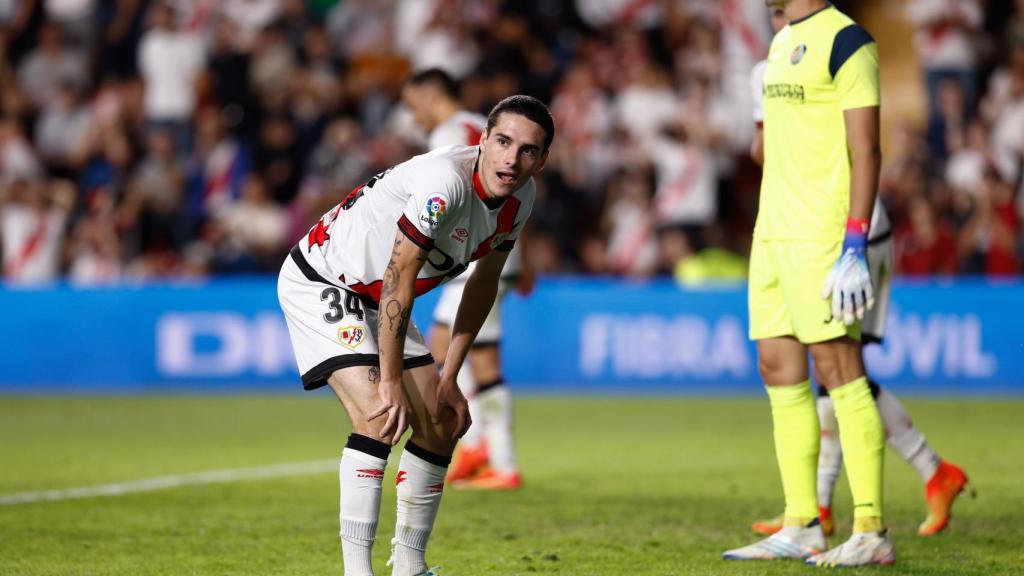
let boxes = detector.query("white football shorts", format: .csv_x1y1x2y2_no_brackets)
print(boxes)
861,231,893,344
278,249,433,390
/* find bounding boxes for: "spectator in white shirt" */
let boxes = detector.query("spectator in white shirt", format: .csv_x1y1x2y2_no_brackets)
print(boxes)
906,0,983,133
137,2,205,151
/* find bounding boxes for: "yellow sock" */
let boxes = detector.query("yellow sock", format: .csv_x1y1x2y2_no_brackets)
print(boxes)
766,381,819,521
830,376,885,530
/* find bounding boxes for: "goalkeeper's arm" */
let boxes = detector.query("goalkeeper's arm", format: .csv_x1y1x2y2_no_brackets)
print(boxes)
822,105,881,326
844,105,881,229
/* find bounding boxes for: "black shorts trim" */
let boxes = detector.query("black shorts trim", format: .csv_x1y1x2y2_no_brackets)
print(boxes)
301,353,437,391
290,244,378,310
867,230,892,246
861,333,883,346
290,244,337,287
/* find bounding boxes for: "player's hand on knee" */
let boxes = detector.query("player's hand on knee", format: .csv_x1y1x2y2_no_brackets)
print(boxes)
368,378,411,445
432,378,471,439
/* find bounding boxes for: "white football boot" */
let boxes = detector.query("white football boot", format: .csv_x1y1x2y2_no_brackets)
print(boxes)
723,519,827,560
806,529,896,567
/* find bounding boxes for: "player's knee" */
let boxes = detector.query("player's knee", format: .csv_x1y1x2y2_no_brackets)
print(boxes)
409,415,458,457
758,354,799,385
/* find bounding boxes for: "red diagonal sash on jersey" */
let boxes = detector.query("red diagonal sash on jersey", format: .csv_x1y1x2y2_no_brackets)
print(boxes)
4,212,49,279
346,275,448,303
346,198,521,303
471,196,521,260
462,122,482,146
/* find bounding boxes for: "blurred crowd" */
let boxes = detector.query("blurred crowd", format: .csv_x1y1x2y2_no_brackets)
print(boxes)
0,0,1022,285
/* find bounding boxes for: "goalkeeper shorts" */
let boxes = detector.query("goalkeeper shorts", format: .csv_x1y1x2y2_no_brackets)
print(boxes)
748,238,860,344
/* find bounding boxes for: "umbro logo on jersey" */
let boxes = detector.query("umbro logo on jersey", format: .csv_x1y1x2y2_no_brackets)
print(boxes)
338,326,365,349
791,44,807,65
452,228,469,242
356,468,384,479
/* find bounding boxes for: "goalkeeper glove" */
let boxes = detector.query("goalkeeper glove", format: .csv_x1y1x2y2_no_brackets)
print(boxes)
822,217,874,326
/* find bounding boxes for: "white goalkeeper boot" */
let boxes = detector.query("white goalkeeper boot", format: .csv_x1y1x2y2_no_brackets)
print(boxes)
723,518,827,560
806,529,895,567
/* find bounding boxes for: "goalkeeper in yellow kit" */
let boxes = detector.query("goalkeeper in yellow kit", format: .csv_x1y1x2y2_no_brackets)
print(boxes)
723,0,895,567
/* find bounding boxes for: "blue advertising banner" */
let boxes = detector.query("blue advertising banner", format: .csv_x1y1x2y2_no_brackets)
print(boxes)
0,278,1020,394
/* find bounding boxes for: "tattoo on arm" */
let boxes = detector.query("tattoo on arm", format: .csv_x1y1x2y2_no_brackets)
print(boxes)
385,300,412,339
380,235,426,301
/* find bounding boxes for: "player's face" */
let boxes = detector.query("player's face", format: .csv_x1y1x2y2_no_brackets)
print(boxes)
478,112,548,198
770,8,787,32
401,85,434,132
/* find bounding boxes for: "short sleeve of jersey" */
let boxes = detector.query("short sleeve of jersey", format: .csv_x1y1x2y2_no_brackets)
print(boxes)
750,60,768,124
398,162,463,250
830,25,880,111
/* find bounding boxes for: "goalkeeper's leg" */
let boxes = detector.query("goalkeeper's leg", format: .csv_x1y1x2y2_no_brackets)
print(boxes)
811,338,890,566
725,337,826,560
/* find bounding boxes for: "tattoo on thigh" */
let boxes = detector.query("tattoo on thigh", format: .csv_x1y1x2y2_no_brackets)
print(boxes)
368,366,380,385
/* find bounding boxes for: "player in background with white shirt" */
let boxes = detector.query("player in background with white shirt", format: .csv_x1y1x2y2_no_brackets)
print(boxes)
746,7,970,540
278,95,554,576
402,69,533,490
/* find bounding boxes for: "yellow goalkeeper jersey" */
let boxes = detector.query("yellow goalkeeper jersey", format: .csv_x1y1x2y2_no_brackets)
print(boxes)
754,4,879,242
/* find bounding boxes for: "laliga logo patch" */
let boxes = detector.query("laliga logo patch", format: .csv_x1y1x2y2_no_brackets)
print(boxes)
337,326,365,350
790,44,807,65
420,196,447,229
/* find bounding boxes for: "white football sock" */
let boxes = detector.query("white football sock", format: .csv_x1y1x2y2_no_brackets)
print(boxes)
456,363,484,447
392,443,449,576
816,394,843,509
479,380,517,473
339,437,390,576
876,388,939,482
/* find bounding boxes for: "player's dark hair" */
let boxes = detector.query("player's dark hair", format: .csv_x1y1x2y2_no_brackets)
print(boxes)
486,95,555,151
406,68,459,99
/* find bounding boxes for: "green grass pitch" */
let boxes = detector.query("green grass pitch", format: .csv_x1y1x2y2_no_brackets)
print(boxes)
1,395,1022,575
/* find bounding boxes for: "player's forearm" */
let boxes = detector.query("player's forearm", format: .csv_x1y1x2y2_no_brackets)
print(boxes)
443,273,499,380
848,143,880,224
845,107,881,225
378,272,417,383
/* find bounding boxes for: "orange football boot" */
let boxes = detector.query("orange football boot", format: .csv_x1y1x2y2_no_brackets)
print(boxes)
446,441,489,482
454,468,522,490
919,460,973,536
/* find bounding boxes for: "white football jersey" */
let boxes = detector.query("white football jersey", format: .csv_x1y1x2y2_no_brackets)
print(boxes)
294,145,534,302
428,110,524,280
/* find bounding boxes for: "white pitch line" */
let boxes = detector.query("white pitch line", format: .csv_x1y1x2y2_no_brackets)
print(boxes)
0,459,338,506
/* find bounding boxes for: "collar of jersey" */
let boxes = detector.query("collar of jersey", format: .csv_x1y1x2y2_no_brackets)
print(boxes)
789,2,832,26
473,155,506,209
